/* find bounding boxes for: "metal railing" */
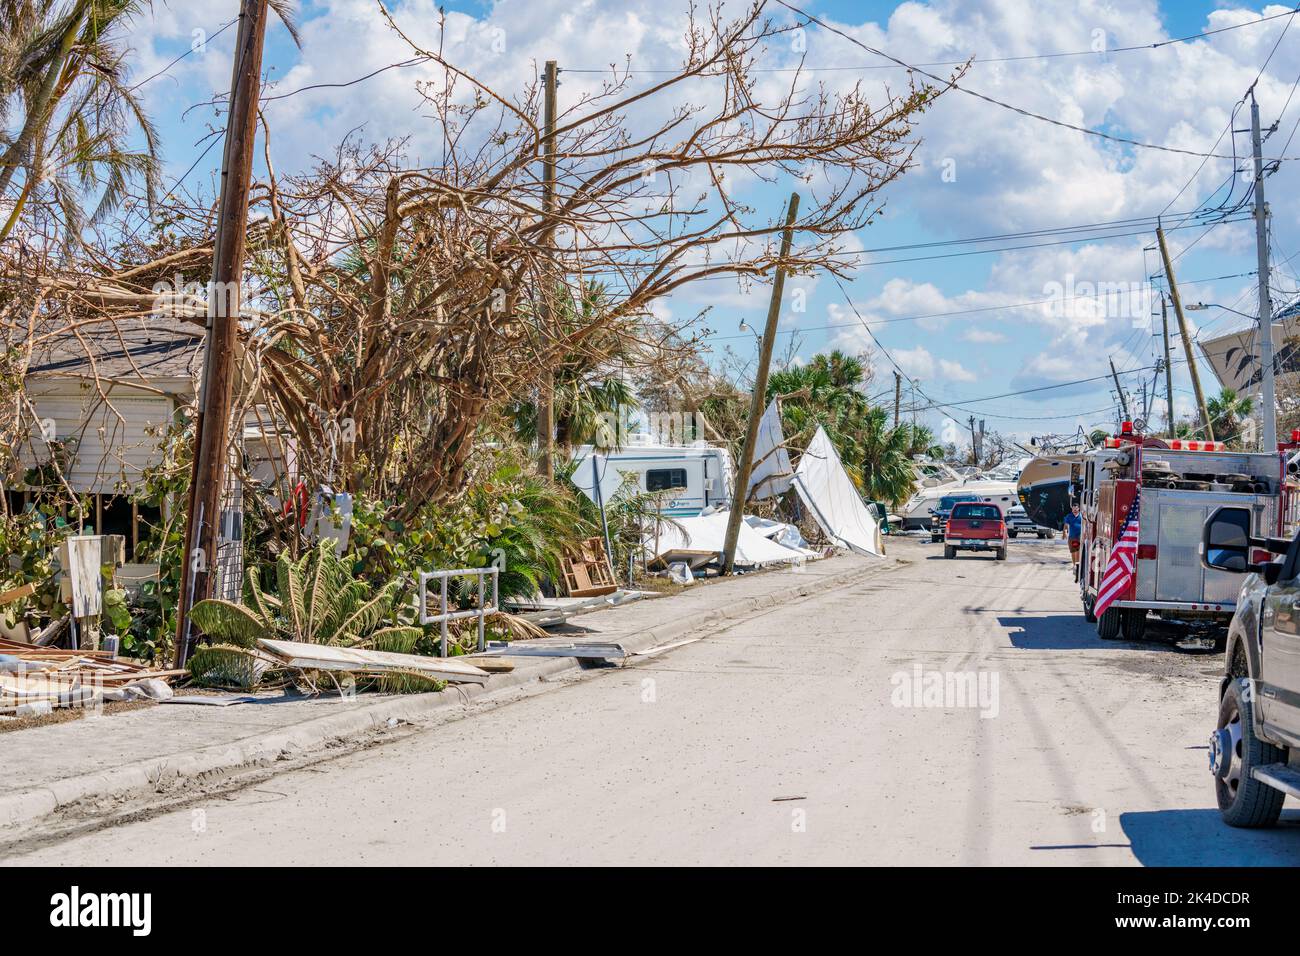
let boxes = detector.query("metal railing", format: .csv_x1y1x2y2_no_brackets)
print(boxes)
417,567,500,656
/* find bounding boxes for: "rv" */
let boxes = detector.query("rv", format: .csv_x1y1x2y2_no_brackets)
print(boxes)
570,439,735,517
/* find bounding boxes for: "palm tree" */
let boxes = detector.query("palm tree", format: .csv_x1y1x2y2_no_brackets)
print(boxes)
509,283,640,451
0,0,160,241
0,1,298,242
1206,387,1254,448
765,352,921,505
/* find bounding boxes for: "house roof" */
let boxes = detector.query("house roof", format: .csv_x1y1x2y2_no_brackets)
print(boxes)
26,317,205,382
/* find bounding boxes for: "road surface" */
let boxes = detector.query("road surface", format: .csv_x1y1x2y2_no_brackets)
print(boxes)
7,536,1300,865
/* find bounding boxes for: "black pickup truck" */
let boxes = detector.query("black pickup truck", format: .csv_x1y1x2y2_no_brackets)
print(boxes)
929,493,980,543
1201,506,1300,827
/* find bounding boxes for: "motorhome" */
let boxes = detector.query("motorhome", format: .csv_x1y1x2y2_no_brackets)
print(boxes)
570,439,735,517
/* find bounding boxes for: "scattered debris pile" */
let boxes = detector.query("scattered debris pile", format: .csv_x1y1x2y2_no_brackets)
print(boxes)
0,639,184,715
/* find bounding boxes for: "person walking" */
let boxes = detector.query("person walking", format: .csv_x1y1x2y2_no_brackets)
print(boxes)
1063,502,1082,572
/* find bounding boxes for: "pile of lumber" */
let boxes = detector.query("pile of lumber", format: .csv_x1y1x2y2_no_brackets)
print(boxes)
0,639,185,711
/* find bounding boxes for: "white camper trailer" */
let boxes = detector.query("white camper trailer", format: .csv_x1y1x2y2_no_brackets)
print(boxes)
570,439,735,517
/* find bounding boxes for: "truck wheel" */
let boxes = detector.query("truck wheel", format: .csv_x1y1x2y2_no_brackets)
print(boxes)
1036,531,1046,539
1046,530,1056,539
1121,608,1147,641
1082,593,1097,623
1096,607,1121,640
1212,678,1286,828
995,547,1007,561
943,545,955,559
1007,530,1018,538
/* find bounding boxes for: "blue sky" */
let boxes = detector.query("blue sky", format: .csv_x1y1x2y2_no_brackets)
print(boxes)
117,0,1300,445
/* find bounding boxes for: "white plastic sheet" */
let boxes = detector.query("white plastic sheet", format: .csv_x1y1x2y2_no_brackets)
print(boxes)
792,426,882,557
644,510,812,568
747,399,793,501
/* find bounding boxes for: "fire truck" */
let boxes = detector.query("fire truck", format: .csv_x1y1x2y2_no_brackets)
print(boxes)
1078,422,1300,641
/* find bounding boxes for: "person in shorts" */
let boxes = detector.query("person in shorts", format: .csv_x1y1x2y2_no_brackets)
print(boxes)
1063,503,1082,571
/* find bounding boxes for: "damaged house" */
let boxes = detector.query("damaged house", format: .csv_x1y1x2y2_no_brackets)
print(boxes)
6,317,292,588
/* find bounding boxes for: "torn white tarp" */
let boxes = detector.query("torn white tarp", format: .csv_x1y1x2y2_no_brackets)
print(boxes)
644,510,813,568
747,399,793,501
792,426,882,557
744,515,809,551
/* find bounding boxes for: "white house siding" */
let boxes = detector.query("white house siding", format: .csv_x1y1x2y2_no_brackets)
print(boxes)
19,381,182,494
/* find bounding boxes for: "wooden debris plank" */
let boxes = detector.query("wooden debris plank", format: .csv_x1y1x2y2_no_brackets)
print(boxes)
0,583,36,606
258,639,491,685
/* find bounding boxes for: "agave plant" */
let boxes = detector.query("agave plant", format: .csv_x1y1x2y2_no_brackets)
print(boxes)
187,540,425,690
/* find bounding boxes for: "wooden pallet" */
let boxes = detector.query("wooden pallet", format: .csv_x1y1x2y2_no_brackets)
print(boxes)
560,538,618,597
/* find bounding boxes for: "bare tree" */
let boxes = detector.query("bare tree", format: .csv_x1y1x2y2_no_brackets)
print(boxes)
4,0,951,528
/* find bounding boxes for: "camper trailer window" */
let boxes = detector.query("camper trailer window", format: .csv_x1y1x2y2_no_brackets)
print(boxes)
646,468,688,492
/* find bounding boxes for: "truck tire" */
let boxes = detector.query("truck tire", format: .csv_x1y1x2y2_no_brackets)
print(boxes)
995,546,1007,561
1082,592,1097,623
1097,607,1121,640
943,545,955,559
1046,530,1056,540
1212,678,1286,828
1036,531,1047,539
1121,608,1147,641
1007,530,1018,538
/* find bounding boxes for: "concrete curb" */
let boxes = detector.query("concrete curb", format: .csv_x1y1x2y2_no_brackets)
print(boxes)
0,554,895,831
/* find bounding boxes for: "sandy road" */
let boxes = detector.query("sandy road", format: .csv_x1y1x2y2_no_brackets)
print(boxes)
7,536,1299,865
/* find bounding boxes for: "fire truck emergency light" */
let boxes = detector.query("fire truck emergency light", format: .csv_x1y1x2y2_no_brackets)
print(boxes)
1168,439,1225,452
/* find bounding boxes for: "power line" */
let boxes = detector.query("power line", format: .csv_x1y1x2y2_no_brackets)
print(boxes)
564,7,1300,74
701,270,1255,342
854,215,1251,267
774,0,1300,163
128,18,241,93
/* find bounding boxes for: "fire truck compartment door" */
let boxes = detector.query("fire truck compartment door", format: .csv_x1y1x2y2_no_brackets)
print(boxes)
1145,492,1272,604
1154,504,1208,602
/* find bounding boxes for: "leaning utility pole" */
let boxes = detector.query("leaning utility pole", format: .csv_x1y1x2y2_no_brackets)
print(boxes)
893,371,901,428
722,193,800,576
1108,358,1130,421
1250,89,1277,450
968,415,979,464
536,60,559,479
1161,295,1175,437
174,0,270,668
1157,223,1214,441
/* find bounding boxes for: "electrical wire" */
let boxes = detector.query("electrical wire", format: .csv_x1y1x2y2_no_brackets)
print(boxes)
773,0,1300,163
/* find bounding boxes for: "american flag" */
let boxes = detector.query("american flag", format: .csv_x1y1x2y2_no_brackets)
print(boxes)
1094,486,1141,618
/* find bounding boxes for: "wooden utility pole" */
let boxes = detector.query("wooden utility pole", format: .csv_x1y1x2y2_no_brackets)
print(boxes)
722,193,800,575
1161,295,1175,437
1250,90,1277,450
536,60,559,479
1157,224,1214,441
893,371,901,427
174,0,270,668
1108,357,1130,421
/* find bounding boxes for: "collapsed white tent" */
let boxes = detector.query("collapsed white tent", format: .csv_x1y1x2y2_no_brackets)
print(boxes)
792,426,883,557
644,510,814,569
747,399,793,501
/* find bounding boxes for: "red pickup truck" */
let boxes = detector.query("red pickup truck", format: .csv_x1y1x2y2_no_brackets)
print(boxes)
944,502,1009,561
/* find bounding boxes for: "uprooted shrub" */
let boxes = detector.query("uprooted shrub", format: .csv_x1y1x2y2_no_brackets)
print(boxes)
186,540,436,693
